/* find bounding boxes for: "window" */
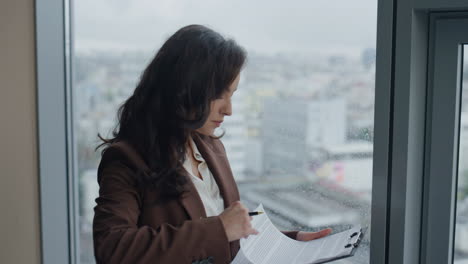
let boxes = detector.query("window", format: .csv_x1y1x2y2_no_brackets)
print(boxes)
73,1,376,263
422,15,468,264
455,45,468,263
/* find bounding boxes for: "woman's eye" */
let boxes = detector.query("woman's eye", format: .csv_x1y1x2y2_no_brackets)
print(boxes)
215,91,233,100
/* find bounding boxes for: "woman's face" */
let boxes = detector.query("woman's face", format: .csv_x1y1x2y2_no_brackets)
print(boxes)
196,74,240,136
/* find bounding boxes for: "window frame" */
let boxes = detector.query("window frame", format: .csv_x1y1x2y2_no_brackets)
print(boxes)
421,13,468,264
34,0,468,263
35,0,78,263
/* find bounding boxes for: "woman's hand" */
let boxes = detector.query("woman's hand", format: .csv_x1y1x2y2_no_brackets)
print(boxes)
296,228,332,241
219,201,259,242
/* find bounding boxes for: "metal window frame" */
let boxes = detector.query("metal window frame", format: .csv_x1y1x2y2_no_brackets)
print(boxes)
421,13,468,264
35,0,77,263
372,1,468,264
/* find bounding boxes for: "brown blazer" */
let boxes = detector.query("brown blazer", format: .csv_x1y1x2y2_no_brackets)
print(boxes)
93,132,297,264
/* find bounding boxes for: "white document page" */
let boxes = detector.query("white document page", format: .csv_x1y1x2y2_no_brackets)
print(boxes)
231,204,361,264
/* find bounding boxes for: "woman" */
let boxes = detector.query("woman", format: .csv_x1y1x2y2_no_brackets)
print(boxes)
93,24,331,264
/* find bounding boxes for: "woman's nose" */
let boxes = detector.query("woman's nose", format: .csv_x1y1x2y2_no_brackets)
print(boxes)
223,101,232,116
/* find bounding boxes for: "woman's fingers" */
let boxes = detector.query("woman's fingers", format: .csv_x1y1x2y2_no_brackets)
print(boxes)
244,228,259,238
219,201,260,241
297,228,333,241
315,228,332,238
250,228,259,235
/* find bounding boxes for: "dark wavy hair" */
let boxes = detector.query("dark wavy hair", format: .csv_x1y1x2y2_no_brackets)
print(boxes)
96,25,246,201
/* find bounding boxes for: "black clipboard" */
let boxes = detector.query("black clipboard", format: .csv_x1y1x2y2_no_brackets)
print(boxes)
313,226,368,264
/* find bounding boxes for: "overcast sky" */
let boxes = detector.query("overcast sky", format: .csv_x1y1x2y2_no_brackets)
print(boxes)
73,0,378,56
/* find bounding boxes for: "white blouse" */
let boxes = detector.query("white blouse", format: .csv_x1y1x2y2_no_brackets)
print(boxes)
182,137,225,217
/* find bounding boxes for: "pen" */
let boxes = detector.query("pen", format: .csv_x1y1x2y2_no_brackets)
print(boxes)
248,211,264,216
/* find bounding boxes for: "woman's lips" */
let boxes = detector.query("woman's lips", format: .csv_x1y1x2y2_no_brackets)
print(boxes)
213,121,223,127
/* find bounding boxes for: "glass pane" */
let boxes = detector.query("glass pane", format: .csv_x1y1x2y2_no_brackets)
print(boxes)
73,1,377,263
456,45,468,264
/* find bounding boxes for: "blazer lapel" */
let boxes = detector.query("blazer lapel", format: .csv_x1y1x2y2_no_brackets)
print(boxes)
193,133,240,208
179,179,207,219
113,141,207,220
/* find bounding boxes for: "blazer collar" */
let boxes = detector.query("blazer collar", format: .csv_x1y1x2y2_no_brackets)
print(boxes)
192,133,239,209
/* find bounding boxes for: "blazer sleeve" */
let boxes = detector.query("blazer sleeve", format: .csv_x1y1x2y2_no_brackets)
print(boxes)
282,231,298,240
93,160,231,264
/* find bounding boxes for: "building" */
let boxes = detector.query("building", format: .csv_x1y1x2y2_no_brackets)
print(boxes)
261,97,347,178
221,85,249,181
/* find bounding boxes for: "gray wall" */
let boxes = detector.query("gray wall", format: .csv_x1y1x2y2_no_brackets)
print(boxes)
0,0,42,263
